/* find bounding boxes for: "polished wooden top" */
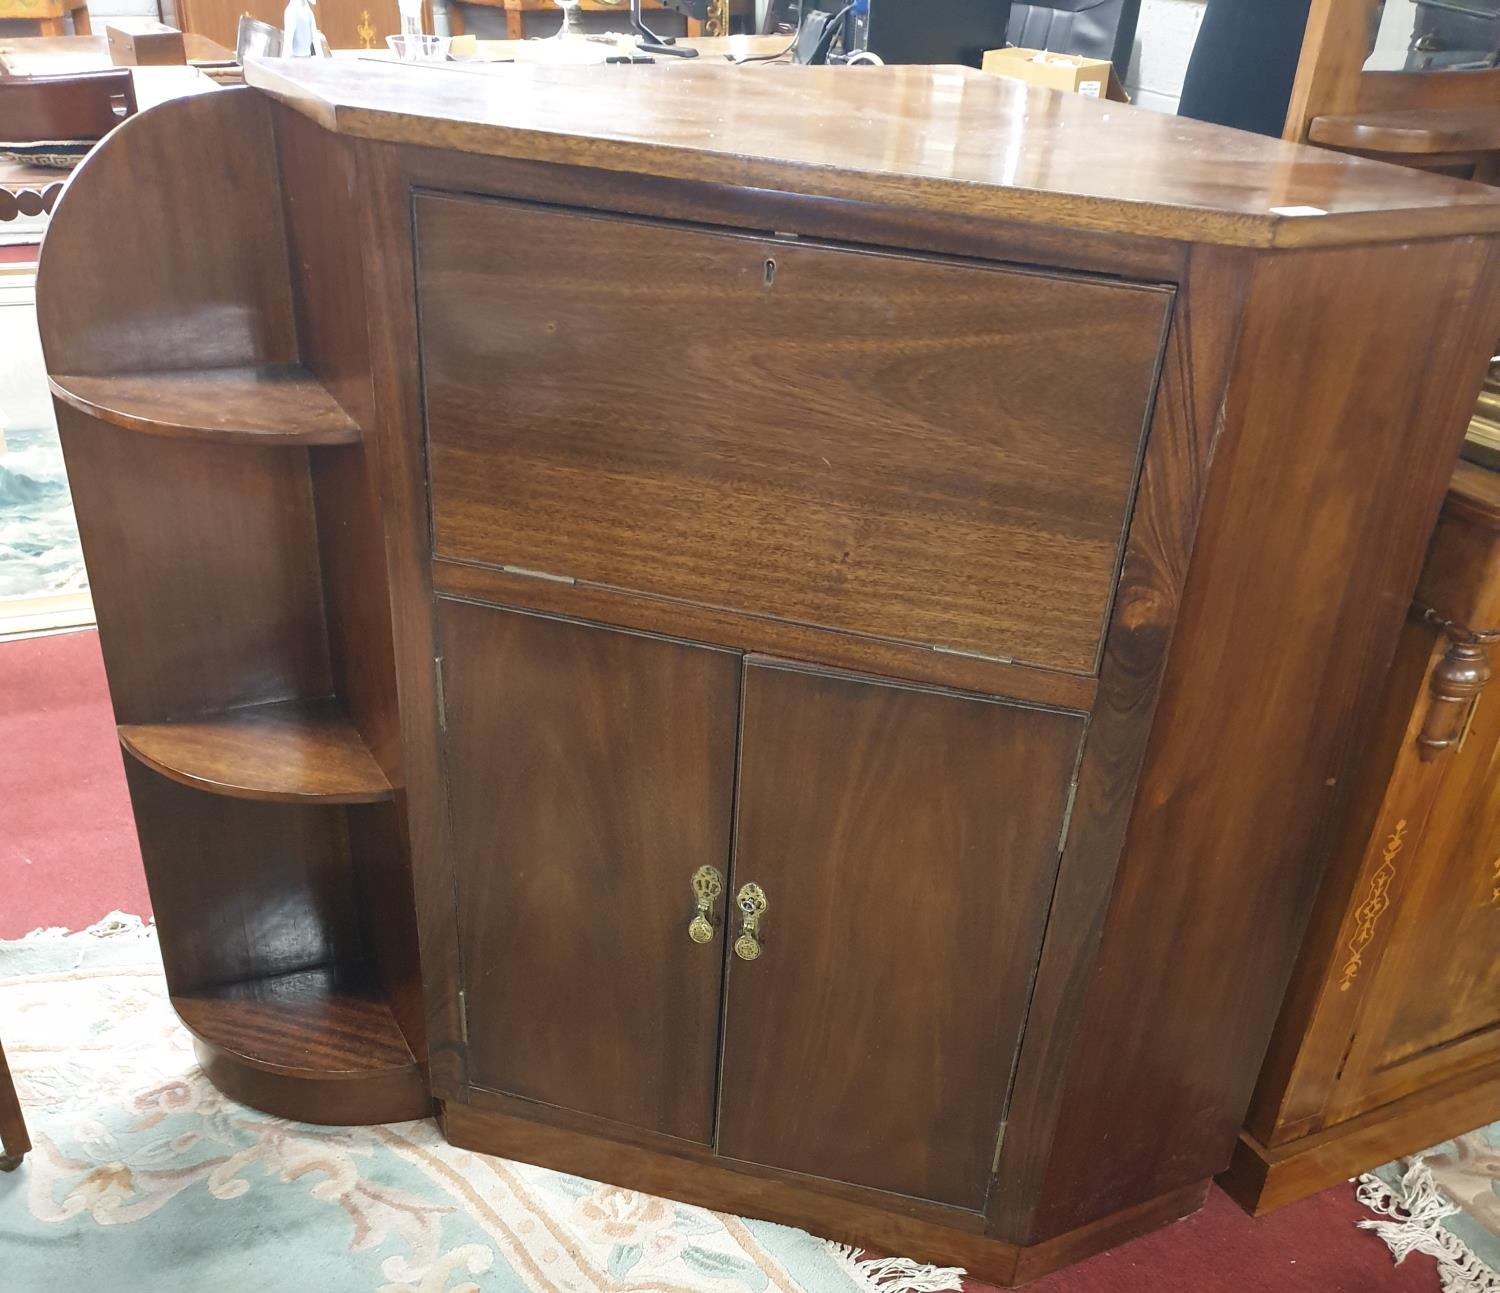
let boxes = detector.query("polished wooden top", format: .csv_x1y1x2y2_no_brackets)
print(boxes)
244,58,1500,248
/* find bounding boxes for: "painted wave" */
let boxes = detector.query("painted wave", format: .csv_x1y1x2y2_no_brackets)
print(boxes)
0,423,88,600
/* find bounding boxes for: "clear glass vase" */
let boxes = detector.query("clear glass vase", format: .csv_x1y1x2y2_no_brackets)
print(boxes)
554,0,585,37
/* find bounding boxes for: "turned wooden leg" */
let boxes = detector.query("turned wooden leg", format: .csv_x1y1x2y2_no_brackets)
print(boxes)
71,5,92,34
37,16,66,35
445,0,464,36
0,1040,29,1169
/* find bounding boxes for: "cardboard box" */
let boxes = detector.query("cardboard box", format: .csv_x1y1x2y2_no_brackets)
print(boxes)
105,20,188,67
982,46,1129,102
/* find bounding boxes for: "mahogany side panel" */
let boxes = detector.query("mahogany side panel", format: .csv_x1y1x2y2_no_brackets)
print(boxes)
123,761,364,995
993,244,1252,1238
55,408,333,723
353,137,468,1097
1019,236,1500,1241
273,101,427,1063
36,88,297,376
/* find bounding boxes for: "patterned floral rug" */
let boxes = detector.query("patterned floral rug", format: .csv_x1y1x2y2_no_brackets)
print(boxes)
0,918,964,1293
1359,1125,1500,1292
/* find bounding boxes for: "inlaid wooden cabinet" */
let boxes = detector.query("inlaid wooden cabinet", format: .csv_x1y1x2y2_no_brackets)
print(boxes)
36,62,1500,1286
1222,461,1500,1213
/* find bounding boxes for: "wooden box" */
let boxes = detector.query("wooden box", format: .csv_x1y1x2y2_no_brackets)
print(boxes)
105,19,188,66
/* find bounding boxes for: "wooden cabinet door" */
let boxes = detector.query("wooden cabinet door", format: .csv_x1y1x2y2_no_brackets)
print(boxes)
418,193,1171,676
1330,678,1500,1118
439,600,739,1144
717,660,1084,1210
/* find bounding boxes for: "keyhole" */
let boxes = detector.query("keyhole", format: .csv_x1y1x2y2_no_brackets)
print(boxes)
764,257,777,288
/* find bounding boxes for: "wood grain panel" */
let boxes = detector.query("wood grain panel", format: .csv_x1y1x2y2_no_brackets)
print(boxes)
56,408,332,722
36,88,297,376
441,600,739,1143
174,965,417,1076
718,660,1083,1209
991,244,1252,1241
418,194,1170,674
124,761,364,995
432,559,1096,712
247,59,1500,249
274,104,427,1063
1020,236,1500,1241
352,137,469,1097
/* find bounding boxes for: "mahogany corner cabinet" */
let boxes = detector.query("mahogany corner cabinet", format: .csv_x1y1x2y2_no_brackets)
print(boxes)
35,59,1500,1285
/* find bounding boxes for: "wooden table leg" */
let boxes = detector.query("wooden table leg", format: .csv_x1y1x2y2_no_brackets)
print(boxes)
502,0,522,38
0,1039,29,1171
445,0,465,35
71,5,92,34
37,16,66,34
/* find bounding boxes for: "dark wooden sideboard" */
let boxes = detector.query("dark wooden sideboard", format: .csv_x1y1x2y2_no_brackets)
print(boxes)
34,61,1500,1284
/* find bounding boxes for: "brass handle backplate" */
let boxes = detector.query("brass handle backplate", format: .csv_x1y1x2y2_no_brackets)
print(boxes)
688,865,723,944
734,883,767,961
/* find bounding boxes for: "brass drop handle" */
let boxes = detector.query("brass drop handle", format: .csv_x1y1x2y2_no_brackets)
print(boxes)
687,866,723,944
734,883,767,962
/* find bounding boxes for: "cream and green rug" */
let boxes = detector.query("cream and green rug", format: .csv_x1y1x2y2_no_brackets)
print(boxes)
0,917,964,1293
1359,1124,1500,1292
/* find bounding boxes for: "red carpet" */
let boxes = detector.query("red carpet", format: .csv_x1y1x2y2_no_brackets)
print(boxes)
0,628,150,937
0,629,1434,1290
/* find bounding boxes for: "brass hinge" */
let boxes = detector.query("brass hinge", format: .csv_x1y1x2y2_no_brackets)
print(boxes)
1057,774,1080,852
434,656,448,732
458,987,470,1046
992,1120,1008,1174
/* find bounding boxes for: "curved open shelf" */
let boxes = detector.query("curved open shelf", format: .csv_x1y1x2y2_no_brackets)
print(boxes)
119,697,395,804
174,966,429,1126
50,363,360,445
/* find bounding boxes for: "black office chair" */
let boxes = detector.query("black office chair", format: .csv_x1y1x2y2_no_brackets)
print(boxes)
1005,0,1140,75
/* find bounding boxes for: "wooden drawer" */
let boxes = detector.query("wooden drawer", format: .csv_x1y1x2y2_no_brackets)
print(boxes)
417,194,1172,675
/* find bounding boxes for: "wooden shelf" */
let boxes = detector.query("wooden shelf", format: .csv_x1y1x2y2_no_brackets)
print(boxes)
49,363,360,445
1309,107,1500,157
119,698,394,804
174,966,416,1080
173,965,430,1125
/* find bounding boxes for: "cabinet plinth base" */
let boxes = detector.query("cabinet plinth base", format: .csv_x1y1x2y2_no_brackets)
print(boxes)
193,1038,430,1127
1219,1058,1500,1216
438,1100,1210,1288
176,967,430,1126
